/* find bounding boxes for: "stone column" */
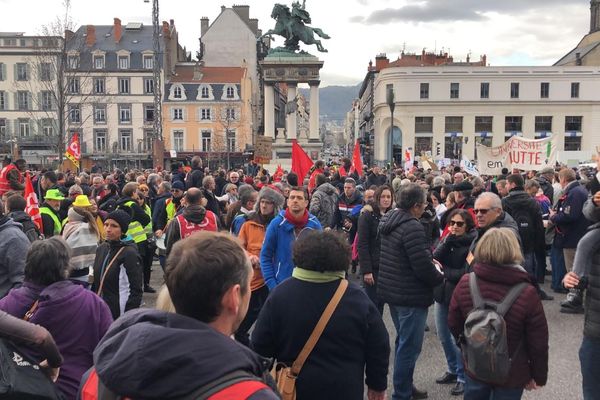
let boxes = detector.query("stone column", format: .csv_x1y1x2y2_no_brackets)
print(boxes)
264,84,275,138
309,82,320,140
286,84,297,140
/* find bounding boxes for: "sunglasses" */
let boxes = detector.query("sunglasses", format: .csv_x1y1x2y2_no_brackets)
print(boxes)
448,220,465,227
473,208,495,215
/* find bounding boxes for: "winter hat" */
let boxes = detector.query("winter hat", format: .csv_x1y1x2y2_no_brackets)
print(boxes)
452,181,473,192
171,181,185,191
106,209,132,234
254,186,285,214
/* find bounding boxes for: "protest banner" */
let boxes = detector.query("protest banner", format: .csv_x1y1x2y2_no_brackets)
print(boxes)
461,156,480,176
476,135,558,175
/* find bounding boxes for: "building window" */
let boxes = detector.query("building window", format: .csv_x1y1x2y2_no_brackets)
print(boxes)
226,86,235,99
474,136,493,160
225,108,236,120
41,91,53,110
143,78,154,94
94,55,104,69
119,129,132,151
17,91,30,110
173,108,183,120
416,137,432,154
475,116,493,132
16,63,28,81
41,119,54,136
39,63,52,81
118,78,130,94
0,63,5,81
200,86,210,99
535,116,552,133
94,105,106,123
93,78,105,94
420,83,429,99
68,77,80,94
510,82,520,99
564,136,582,151
444,136,462,159
173,86,182,99
201,130,211,152
118,55,129,70
445,116,463,133
200,108,211,121
94,129,106,152
173,130,184,151
143,130,153,152
415,116,433,133
565,116,582,132
0,91,5,110
0,119,6,137
67,55,79,69
450,82,459,99
571,82,580,99
480,82,490,99
227,129,236,151
68,104,81,123
18,119,30,137
144,105,154,123
505,116,523,132
540,82,550,98
119,104,131,124
143,55,153,69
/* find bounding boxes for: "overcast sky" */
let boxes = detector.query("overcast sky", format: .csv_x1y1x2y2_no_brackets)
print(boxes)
0,0,591,86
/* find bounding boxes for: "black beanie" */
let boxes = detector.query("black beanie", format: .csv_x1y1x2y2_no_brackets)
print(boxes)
106,209,131,234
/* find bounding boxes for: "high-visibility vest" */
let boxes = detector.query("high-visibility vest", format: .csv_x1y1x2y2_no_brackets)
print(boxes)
0,164,19,196
121,200,147,243
40,206,62,236
143,204,153,236
166,198,177,222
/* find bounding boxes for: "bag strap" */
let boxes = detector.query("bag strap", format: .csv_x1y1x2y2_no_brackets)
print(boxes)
23,300,39,322
496,282,529,316
290,279,348,376
468,273,485,310
96,247,126,297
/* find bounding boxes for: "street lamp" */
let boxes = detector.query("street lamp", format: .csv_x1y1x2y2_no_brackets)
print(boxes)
386,85,395,181
144,0,163,167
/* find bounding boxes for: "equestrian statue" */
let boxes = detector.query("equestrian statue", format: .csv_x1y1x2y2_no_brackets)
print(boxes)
262,0,331,53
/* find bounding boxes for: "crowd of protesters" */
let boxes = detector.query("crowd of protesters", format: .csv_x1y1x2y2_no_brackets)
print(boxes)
0,152,596,400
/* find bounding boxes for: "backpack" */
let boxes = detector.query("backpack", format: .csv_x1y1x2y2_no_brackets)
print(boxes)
505,201,536,251
20,219,42,243
460,273,528,385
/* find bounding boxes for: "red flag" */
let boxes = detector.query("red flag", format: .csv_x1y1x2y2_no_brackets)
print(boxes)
291,140,314,182
65,132,81,169
352,140,364,177
24,173,42,231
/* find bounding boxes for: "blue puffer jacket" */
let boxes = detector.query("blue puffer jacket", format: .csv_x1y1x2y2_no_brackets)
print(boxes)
260,210,322,290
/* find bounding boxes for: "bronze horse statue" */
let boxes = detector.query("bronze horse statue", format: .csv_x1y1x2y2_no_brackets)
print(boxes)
262,2,330,53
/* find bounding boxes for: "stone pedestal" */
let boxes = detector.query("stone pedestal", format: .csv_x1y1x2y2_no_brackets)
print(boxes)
260,53,324,173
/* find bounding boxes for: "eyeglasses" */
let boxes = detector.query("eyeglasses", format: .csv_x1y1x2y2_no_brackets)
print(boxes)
140,188,149,192
448,220,465,227
473,208,495,215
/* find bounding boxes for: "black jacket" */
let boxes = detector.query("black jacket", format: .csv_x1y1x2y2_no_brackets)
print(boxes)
433,230,476,305
535,176,554,202
152,192,172,231
252,278,389,400
377,209,444,307
365,173,387,189
357,205,383,275
115,196,151,228
202,188,221,218
582,199,600,340
91,239,142,320
90,309,277,399
502,188,545,253
185,167,204,190
98,193,119,213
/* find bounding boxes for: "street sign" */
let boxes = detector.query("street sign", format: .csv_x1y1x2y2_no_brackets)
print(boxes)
254,136,273,164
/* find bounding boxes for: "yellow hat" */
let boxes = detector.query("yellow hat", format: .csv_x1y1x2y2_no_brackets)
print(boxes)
72,195,92,208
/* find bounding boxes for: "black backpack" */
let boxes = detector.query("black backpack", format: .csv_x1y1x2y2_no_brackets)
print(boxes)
20,219,42,243
504,200,536,251
460,273,528,385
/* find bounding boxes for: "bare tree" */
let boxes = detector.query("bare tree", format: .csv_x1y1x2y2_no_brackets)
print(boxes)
214,101,248,170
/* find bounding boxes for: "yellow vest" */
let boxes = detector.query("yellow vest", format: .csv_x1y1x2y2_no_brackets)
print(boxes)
166,198,176,222
121,200,147,243
143,204,153,236
40,206,62,236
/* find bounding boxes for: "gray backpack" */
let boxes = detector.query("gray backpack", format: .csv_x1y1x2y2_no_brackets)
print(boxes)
461,273,528,385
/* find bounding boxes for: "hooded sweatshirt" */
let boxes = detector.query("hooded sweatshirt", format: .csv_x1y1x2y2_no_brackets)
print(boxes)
309,183,338,229
88,308,277,399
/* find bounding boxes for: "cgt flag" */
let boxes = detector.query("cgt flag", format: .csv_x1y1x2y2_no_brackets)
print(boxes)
291,140,314,180
24,172,42,231
65,132,81,169
351,140,364,177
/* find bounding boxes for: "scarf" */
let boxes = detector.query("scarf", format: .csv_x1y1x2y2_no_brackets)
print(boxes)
284,208,309,229
292,267,345,283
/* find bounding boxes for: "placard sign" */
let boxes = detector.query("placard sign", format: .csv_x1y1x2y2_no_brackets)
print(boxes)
476,135,558,175
254,136,273,164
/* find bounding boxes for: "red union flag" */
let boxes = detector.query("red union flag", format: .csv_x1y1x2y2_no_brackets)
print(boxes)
65,132,81,168
24,173,42,231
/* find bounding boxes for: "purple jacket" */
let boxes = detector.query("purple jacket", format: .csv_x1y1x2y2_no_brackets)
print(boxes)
0,280,113,399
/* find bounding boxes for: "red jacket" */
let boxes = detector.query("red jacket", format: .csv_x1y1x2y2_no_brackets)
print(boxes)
448,262,549,388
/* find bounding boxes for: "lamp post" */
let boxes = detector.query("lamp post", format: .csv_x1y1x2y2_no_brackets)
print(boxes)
386,85,395,182
144,0,163,168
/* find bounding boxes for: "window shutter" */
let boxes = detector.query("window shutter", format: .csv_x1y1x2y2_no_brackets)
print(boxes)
28,92,32,110
26,64,30,81
38,92,42,111
0,63,4,81
13,93,18,110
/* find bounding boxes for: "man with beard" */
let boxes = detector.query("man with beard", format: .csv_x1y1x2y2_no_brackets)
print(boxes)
235,187,285,346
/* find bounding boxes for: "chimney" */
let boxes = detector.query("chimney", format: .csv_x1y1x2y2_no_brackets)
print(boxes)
65,29,75,43
233,5,250,23
162,21,171,39
375,53,389,71
200,17,209,36
368,60,373,71
170,19,174,27
482,54,487,66
113,18,122,43
193,63,203,80
86,25,96,47
576,52,582,66
221,5,226,12
248,18,259,35
466,54,470,63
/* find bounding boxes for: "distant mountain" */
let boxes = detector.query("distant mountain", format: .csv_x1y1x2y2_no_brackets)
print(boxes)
300,83,360,122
